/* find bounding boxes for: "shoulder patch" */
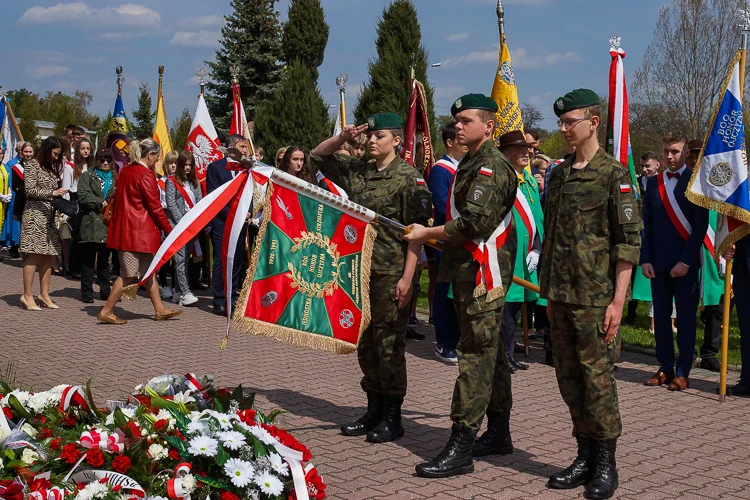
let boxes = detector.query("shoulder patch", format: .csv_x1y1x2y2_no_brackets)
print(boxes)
468,183,491,205
618,201,636,224
479,167,493,177
415,177,425,185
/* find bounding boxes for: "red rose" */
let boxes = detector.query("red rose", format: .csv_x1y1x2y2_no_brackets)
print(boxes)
60,443,81,464
112,455,132,474
33,415,48,424
168,448,181,460
127,421,141,437
220,491,240,500
112,486,122,493
2,407,14,420
85,449,105,467
49,438,62,451
154,419,168,432
0,482,24,500
237,409,257,424
175,430,186,441
130,490,144,498
37,428,52,440
62,414,77,428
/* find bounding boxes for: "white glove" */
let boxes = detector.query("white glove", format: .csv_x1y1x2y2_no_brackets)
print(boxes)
719,257,727,279
526,250,540,273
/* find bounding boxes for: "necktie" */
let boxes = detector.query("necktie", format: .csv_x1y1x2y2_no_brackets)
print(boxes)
666,171,681,180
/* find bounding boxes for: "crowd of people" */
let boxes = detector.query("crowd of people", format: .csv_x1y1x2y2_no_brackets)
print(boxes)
2,89,750,499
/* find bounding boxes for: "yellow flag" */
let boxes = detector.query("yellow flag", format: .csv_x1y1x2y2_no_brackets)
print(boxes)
153,69,173,175
491,35,523,139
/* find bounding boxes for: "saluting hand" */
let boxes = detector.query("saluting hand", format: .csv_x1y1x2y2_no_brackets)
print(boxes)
395,277,412,309
340,123,369,143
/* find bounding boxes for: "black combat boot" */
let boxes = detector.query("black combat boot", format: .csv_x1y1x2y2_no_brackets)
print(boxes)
585,440,618,499
340,392,383,437
473,410,513,457
547,437,593,489
415,423,476,478
366,396,404,443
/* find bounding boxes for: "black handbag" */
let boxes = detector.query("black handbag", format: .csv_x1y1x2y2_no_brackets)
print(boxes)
51,197,80,217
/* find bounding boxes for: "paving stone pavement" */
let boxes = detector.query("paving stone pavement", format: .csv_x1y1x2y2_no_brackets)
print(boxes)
2,256,750,499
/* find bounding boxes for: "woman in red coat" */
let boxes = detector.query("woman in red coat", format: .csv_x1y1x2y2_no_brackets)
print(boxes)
98,138,182,324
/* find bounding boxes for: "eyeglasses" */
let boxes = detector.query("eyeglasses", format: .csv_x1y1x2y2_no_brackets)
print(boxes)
100,159,111,164
557,117,590,130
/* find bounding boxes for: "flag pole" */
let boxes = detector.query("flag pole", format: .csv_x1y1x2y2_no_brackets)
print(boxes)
496,0,504,39
720,10,750,402
336,74,348,130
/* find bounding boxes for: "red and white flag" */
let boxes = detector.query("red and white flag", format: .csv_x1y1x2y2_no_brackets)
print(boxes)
229,82,255,154
186,94,223,182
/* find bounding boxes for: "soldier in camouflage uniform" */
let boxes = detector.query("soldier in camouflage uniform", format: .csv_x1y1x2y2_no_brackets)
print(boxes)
540,89,640,500
404,94,518,478
311,112,432,444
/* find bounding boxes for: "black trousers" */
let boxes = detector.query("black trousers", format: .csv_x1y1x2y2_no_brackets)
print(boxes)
210,222,247,308
80,242,111,299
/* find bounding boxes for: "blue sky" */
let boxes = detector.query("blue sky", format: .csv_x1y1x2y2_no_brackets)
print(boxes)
2,0,664,130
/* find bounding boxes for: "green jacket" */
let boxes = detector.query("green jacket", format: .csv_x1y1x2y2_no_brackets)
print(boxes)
540,148,641,307
438,139,518,305
312,153,432,275
77,169,115,244
506,169,544,304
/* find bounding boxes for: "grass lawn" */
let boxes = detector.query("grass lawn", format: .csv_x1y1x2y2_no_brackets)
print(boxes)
415,269,743,366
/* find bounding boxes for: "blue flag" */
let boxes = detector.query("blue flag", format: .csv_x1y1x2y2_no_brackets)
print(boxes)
106,91,130,170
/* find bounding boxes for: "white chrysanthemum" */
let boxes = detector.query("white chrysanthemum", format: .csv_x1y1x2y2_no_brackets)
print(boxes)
154,409,176,430
246,424,276,445
74,481,109,500
148,443,168,460
186,419,209,435
181,474,197,493
218,430,247,450
21,423,37,438
0,390,31,408
188,411,202,422
105,407,135,426
187,435,218,457
268,453,289,476
255,471,284,496
224,458,255,487
20,448,39,465
207,410,237,430
26,387,63,413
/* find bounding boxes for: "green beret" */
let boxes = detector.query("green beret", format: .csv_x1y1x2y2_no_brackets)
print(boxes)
367,112,403,131
553,88,600,117
451,93,499,117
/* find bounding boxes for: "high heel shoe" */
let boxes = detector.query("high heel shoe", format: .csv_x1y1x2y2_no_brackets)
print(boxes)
20,296,41,311
37,296,60,309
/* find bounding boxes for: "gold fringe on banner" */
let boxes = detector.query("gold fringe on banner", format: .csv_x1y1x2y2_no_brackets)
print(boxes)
230,181,377,354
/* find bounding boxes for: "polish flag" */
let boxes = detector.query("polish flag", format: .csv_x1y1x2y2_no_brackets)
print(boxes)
186,94,223,182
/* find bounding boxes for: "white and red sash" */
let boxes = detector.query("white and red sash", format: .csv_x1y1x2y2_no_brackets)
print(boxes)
657,171,715,252
446,169,512,302
157,177,167,192
432,158,458,176
170,177,196,209
11,163,24,181
513,188,536,254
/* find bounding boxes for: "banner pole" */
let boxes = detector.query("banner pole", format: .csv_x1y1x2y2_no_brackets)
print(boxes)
719,262,733,402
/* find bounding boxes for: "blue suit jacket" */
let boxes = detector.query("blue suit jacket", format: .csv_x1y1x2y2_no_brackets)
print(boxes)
427,156,457,227
206,158,232,228
640,169,709,273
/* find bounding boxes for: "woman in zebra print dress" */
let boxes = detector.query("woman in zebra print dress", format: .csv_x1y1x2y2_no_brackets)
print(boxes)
20,136,68,310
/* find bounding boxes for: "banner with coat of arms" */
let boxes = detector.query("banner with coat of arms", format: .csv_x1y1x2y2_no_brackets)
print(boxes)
491,33,524,139
233,181,376,354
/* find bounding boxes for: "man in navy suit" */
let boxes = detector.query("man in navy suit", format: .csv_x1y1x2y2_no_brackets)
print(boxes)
206,134,250,316
641,133,708,391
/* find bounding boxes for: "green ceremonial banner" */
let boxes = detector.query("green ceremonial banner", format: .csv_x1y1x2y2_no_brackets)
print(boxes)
233,182,376,354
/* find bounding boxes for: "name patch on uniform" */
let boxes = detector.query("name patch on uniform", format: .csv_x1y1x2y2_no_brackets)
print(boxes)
618,201,636,224
479,167,493,177
619,184,632,193
468,183,490,205
416,178,425,185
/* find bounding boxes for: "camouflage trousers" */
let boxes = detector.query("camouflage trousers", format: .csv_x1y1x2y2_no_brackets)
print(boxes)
358,273,409,398
450,281,513,431
549,301,622,440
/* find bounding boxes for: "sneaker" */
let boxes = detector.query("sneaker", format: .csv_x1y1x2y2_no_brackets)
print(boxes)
180,292,199,307
408,315,419,327
435,345,458,363
160,286,173,300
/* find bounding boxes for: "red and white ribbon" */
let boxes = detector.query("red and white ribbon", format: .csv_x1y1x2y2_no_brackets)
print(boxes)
174,462,192,477
183,373,202,393
514,188,536,254
167,478,190,500
28,487,65,500
79,429,125,453
58,385,88,412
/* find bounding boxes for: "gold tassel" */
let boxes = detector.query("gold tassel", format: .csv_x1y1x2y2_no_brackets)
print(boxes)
219,333,229,350
473,282,487,298
121,284,138,301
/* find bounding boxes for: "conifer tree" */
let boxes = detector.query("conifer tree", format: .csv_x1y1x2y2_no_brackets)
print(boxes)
254,60,331,156
354,0,436,139
131,82,154,139
170,107,193,151
206,0,283,138
282,0,329,78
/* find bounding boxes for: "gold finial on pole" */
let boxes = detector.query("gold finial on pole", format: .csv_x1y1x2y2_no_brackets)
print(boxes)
196,67,208,96
230,65,240,85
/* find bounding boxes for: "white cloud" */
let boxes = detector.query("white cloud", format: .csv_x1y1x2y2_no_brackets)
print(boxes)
442,47,581,70
24,65,70,79
169,31,221,48
178,15,225,28
18,2,160,28
434,86,464,100
445,32,469,43
442,50,498,67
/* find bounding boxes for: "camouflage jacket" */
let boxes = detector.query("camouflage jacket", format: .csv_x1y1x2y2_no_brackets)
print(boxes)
539,148,641,306
438,139,518,290
312,153,432,275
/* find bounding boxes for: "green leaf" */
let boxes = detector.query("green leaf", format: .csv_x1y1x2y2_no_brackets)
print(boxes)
113,407,128,429
266,409,287,424
215,442,229,467
7,395,32,420
252,435,267,458
231,384,243,403
149,395,182,413
213,397,225,413
4,449,15,460
0,380,11,394
163,435,188,456
196,475,230,489
239,392,255,410
85,378,106,421
167,407,192,433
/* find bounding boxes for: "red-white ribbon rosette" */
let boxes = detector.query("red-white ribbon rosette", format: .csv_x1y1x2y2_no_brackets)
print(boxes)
78,429,125,453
